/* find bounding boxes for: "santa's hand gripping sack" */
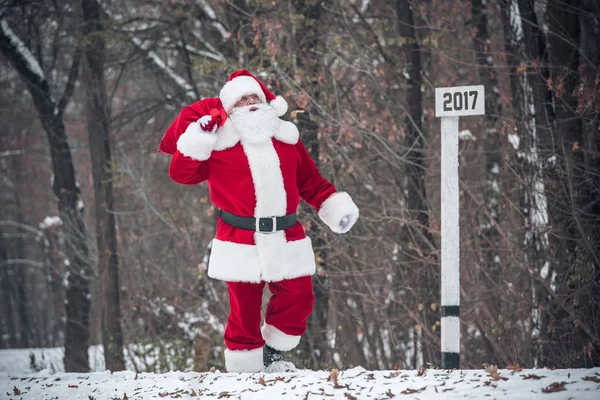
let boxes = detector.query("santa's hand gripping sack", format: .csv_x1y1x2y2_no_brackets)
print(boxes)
159,70,359,373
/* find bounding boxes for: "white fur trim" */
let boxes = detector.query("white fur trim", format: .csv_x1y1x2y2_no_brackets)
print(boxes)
270,95,288,116
208,124,316,282
261,324,301,351
318,192,359,234
208,236,315,282
243,139,287,217
220,76,266,113
214,119,240,151
274,120,299,144
213,114,299,150
176,122,218,161
224,347,264,373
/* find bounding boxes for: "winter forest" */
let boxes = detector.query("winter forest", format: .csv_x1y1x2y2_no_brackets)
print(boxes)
0,0,599,376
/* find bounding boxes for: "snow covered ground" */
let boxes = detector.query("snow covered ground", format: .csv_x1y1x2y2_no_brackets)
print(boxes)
1,348,599,399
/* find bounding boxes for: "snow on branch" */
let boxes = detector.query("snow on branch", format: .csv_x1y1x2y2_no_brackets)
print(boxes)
39,216,63,230
0,19,45,82
100,4,200,101
0,149,25,158
188,27,227,62
181,42,225,63
195,0,229,40
130,37,197,100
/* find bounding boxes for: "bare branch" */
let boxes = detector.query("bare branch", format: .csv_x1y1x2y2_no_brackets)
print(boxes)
57,43,81,116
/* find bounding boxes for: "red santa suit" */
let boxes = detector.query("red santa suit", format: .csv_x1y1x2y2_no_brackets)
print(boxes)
160,70,359,372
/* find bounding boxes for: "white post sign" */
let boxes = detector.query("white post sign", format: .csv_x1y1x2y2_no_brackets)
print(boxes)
435,85,484,369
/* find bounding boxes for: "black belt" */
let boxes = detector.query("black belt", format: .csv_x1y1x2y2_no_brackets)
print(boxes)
219,210,297,233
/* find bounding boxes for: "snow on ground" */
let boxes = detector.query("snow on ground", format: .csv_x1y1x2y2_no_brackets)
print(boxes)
1,348,599,399
0,346,107,374
2,366,600,399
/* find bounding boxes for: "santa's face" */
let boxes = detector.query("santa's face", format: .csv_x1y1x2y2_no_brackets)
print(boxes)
228,101,280,144
234,93,261,108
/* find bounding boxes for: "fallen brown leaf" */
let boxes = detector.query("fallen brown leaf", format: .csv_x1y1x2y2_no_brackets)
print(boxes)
328,368,347,388
218,391,232,398
485,365,501,381
386,388,395,397
583,376,600,383
328,369,339,384
158,392,169,397
258,376,266,386
541,382,567,393
13,386,21,395
401,387,426,394
417,367,426,377
523,374,544,380
68,384,79,388
506,363,523,372
344,393,358,400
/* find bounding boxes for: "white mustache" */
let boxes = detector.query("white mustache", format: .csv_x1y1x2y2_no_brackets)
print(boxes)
229,102,269,116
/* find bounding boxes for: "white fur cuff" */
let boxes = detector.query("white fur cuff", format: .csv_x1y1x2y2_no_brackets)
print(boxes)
270,95,288,116
224,347,264,373
261,324,301,351
318,192,359,234
176,122,218,161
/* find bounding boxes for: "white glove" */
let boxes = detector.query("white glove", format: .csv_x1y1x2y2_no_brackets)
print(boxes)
339,214,355,233
197,115,218,133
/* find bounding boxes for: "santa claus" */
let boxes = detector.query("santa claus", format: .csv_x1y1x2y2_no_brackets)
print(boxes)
159,70,359,373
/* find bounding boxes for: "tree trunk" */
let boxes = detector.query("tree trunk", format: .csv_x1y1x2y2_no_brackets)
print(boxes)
0,152,31,348
578,0,600,367
12,156,31,348
0,18,91,372
42,224,66,347
80,0,125,371
517,0,553,133
500,0,552,367
544,0,600,367
0,230,18,349
469,0,508,366
291,0,331,370
395,0,438,367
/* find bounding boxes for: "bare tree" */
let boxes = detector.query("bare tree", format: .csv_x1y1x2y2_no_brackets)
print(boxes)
0,11,91,371
543,0,600,367
395,0,438,367
80,0,125,371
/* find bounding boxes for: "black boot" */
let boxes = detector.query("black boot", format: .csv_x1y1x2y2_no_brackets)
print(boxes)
263,345,284,367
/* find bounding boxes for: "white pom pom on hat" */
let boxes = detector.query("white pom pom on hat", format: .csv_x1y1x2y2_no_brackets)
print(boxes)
219,69,288,116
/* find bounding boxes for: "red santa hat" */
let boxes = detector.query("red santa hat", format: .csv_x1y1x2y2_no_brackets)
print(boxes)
219,69,288,117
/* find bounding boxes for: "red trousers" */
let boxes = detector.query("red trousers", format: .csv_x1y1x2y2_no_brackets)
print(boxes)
224,275,315,351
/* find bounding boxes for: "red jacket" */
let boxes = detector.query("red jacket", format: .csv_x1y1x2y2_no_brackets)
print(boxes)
164,99,358,282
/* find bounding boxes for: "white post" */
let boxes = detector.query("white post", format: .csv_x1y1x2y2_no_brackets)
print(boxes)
440,116,460,369
435,85,484,369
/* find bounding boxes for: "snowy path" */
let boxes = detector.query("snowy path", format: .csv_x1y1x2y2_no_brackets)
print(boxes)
2,366,600,399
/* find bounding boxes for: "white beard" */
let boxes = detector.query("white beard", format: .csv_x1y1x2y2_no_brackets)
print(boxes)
229,103,281,144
